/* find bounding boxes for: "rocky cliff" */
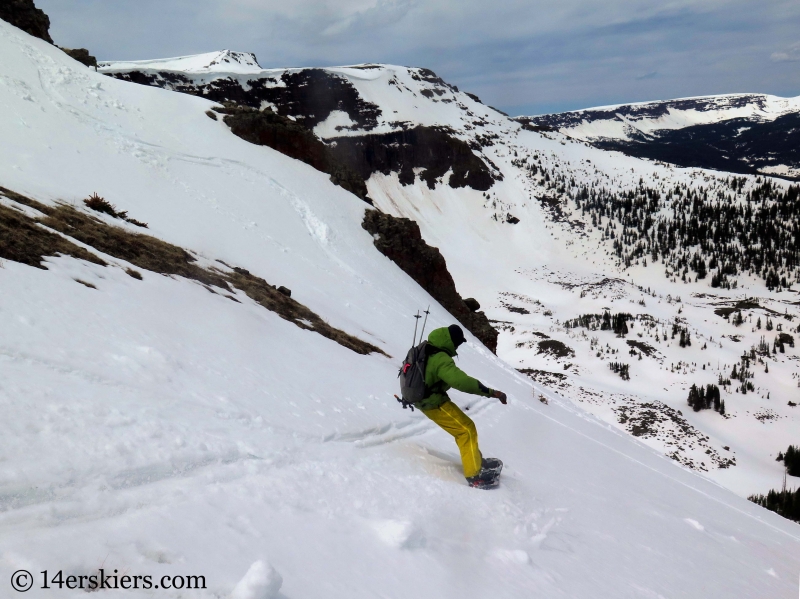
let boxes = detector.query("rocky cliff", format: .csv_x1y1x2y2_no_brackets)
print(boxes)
362,210,498,353
0,0,52,43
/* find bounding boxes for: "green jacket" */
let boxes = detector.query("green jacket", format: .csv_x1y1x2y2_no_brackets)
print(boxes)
417,327,492,410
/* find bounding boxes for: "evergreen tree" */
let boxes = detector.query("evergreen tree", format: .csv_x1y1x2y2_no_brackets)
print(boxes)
749,487,800,523
689,384,696,408
782,445,800,477
572,180,800,291
612,313,629,337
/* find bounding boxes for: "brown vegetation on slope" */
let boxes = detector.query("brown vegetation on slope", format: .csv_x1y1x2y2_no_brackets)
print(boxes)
0,187,385,356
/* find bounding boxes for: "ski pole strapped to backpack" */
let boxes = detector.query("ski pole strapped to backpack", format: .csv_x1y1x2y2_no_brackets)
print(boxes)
397,307,434,410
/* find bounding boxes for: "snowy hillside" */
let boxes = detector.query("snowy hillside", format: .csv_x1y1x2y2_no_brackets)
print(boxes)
99,51,800,505
521,93,800,179
2,17,800,599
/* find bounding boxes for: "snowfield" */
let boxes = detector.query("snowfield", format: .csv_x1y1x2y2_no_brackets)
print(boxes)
1,19,800,599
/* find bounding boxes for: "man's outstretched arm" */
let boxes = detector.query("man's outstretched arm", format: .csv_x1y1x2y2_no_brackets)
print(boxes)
436,358,506,403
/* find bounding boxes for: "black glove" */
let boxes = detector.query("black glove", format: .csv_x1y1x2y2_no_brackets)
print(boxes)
491,390,507,404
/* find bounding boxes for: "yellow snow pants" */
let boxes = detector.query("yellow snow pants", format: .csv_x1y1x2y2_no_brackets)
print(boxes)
422,401,482,478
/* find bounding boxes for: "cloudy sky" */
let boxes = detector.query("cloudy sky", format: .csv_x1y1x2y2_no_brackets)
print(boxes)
38,0,800,115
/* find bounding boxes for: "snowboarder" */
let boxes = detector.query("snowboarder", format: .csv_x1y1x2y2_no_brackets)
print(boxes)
416,325,507,488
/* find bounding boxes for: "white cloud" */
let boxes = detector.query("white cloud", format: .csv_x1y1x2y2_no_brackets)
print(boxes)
771,41,800,62
319,0,415,37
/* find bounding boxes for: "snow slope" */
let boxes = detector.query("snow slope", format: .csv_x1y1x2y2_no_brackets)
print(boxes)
102,47,800,526
1,21,800,599
154,55,800,500
365,124,800,496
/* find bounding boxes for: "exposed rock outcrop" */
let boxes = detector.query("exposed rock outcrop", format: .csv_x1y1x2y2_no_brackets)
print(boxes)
218,105,370,203
106,68,383,132
102,66,499,194
329,126,495,191
362,210,498,352
0,0,53,43
60,47,98,68
464,298,481,312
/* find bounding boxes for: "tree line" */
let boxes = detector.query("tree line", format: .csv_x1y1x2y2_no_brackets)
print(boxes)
572,178,800,290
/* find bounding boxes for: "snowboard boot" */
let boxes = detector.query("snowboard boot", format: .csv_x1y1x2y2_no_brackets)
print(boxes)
466,471,500,489
466,458,503,489
481,457,503,477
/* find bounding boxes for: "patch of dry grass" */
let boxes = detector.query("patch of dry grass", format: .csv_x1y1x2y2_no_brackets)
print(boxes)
226,269,385,355
0,200,106,269
0,187,385,356
40,204,229,289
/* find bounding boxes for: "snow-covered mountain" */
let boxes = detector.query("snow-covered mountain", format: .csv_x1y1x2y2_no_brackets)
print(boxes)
524,93,800,139
520,93,800,179
2,15,800,599
100,50,263,75
99,51,506,137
